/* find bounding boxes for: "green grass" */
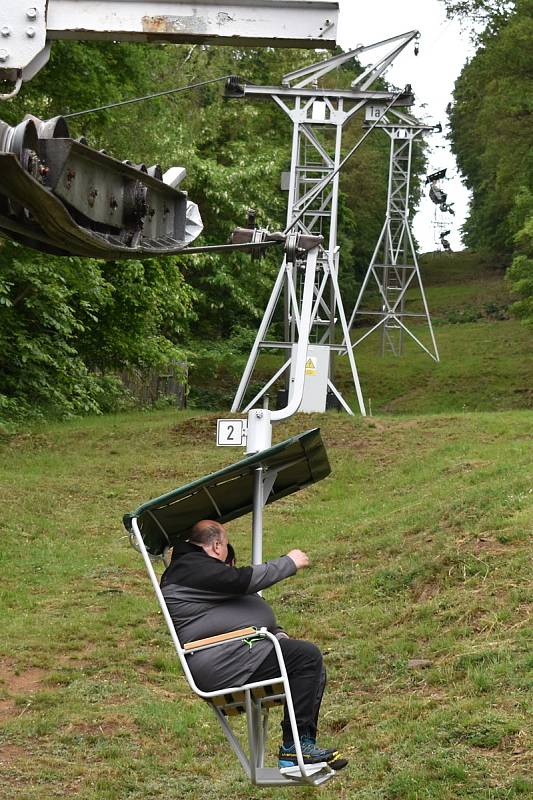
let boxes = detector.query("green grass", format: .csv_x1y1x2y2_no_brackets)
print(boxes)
341,318,533,414
341,251,531,415
0,251,531,797
0,408,531,799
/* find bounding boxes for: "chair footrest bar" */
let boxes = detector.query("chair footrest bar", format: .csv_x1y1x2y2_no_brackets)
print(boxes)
251,766,335,786
279,763,337,785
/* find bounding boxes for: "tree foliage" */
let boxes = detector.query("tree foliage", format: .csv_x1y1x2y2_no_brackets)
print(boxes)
506,192,533,324
444,0,532,322
441,0,515,30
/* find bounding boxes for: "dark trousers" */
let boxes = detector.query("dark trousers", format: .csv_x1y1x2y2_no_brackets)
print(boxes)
248,638,326,745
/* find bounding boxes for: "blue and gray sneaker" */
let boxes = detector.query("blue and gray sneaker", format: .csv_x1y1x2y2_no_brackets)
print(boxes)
278,737,347,770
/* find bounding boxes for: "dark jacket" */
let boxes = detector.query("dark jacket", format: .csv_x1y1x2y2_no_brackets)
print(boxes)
161,541,296,691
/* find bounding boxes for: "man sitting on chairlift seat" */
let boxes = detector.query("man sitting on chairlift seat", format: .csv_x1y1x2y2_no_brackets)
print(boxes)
160,519,348,771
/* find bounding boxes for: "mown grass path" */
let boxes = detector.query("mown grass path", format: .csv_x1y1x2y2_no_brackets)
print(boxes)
0,409,531,799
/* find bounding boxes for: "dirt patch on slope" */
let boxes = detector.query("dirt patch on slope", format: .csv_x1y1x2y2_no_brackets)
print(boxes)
0,699,15,722
172,414,218,443
0,744,27,764
0,661,48,723
1,667,48,695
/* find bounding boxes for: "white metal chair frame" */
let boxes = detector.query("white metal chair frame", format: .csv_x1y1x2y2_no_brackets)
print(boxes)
130,517,336,787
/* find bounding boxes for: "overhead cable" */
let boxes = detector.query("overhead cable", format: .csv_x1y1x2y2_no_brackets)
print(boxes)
63,75,233,118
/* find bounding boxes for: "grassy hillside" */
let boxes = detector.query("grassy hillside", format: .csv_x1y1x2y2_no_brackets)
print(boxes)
0,407,531,799
190,250,533,415
0,250,531,798
343,251,531,414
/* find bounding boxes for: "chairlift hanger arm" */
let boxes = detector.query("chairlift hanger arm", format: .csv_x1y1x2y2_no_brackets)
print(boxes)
0,1,339,90
227,83,414,105
282,29,419,89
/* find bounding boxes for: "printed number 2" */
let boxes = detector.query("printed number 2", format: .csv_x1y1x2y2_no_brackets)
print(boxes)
227,425,235,441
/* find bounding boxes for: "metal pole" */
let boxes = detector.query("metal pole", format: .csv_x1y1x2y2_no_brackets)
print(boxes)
328,111,343,384
330,251,366,415
252,466,264,566
406,223,440,361
349,118,439,363
399,137,415,355
381,129,395,356
347,221,387,331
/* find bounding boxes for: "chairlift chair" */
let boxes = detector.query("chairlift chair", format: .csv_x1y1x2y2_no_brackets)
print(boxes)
429,183,447,206
123,428,339,787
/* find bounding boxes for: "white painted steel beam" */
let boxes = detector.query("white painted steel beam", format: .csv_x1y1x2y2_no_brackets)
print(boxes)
239,86,413,103
46,0,339,47
0,1,338,88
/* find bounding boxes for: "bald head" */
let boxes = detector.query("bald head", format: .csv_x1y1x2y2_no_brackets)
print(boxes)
190,520,225,546
189,520,229,562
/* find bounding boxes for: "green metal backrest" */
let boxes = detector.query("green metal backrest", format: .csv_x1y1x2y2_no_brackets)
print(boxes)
123,428,331,556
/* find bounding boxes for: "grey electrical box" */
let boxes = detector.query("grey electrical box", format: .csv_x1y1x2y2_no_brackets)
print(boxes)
289,344,329,413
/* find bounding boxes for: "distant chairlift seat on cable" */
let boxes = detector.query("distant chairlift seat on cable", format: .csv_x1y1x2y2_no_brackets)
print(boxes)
429,183,447,206
123,427,339,786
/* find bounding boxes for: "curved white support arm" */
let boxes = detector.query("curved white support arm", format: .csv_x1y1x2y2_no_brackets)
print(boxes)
246,246,319,454
270,246,319,423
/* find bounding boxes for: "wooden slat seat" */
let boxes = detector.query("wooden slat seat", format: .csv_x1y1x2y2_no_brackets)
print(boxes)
184,627,286,716
210,682,285,716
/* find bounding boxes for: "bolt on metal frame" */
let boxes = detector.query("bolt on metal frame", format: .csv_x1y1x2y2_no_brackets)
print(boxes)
231,32,420,416
346,109,440,362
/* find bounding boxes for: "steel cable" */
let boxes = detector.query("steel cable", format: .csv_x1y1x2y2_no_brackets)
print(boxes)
63,75,234,118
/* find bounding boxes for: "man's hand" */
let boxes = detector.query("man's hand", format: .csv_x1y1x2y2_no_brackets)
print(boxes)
287,549,309,570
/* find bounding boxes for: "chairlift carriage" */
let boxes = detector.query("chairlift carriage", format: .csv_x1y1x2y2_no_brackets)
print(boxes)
123,428,342,787
426,168,456,249
440,230,452,252
119,239,344,786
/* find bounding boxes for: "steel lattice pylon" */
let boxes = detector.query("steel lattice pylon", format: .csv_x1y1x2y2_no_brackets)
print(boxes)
347,109,440,362
230,32,420,415
230,89,366,415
